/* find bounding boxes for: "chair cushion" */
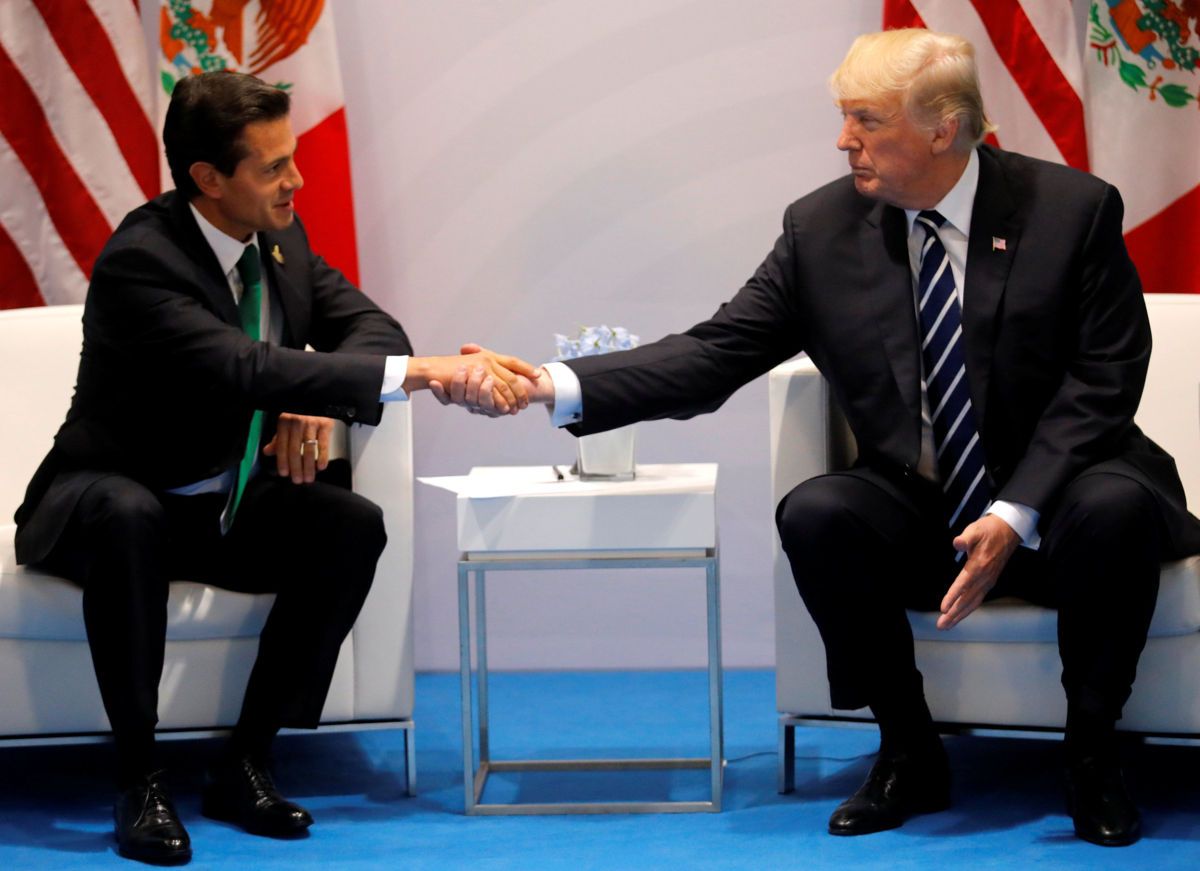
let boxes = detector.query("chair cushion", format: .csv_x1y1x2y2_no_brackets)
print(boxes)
908,555,1200,643
0,524,273,642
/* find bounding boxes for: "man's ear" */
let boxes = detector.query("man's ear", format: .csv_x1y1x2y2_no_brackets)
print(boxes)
930,116,960,156
189,162,224,199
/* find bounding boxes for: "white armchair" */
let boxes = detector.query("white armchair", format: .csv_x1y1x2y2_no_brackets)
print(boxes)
0,305,416,794
770,293,1200,792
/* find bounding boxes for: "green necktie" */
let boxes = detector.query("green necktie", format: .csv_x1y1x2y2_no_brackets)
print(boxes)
224,244,264,533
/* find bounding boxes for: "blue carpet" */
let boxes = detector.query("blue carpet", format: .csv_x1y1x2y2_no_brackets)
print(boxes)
1,669,1199,869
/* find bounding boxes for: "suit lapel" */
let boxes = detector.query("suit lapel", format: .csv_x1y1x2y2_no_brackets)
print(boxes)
168,193,241,326
860,200,923,436
964,147,1020,428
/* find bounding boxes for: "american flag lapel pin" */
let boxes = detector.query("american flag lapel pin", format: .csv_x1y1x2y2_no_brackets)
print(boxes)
992,236,1007,252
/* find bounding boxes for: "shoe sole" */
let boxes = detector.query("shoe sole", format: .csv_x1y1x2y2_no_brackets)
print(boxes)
117,844,192,865
1069,811,1142,847
201,800,312,838
829,820,902,836
828,793,951,836
1071,820,1142,848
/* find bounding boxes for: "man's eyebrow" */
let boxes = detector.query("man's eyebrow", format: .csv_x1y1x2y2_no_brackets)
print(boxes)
262,148,296,167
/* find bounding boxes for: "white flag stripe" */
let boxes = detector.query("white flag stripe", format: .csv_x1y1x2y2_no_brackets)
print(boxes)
0,0,143,228
1015,0,1084,99
0,138,90,305
84,0,155,120
222,3,343,136
911,0,1064,164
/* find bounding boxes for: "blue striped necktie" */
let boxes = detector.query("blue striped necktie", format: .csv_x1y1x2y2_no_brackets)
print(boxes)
914,210,991,539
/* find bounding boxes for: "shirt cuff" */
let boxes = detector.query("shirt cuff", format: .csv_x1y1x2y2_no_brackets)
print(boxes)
986,499,1042,549
542,361,582,428
380,355,410,401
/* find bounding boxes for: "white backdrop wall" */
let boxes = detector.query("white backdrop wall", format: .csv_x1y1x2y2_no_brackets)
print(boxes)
329,0,883,670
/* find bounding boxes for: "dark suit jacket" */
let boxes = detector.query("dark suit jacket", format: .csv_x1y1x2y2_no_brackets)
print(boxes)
15,190,413,565
563,145,1200,555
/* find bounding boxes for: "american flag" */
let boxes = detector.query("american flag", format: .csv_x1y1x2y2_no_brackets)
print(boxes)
0,0,159,309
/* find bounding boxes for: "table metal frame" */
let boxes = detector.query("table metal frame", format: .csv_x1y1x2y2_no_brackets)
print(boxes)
457,550,723,814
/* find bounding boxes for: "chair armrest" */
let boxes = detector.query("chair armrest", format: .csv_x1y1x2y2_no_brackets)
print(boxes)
768,357,853,504
346,401,415,720
768,356,853,718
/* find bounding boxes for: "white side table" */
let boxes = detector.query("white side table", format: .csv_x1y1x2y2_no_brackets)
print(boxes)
446,463,722,814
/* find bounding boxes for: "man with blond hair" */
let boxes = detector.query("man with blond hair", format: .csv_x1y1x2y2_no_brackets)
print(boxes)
443,28,1200,845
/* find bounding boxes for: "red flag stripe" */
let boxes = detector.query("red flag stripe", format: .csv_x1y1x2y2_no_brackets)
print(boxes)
0,44,113,279
967,0,1088,172
32,0,158,200
294,108,361,288
0,221,47,308
1125,184,1200,295
882,0,925,29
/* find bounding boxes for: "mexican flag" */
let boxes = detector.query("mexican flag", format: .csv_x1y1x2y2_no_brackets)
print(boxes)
1085,0,1200,296
158,0,361,286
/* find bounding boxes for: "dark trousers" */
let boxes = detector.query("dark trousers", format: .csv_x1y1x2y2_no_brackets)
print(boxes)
776,465,1164,723
38,472,385,779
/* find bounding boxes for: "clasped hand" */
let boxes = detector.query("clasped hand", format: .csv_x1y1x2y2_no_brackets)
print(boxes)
265,346,539,482
428,344,549,418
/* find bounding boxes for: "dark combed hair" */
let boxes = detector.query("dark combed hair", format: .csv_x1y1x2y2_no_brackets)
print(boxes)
163,71,291,198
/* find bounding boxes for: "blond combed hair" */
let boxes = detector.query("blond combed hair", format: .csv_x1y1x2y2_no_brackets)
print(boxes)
830,29,997,151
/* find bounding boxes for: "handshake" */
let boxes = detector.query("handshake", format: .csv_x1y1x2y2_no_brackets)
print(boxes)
411,343,552,417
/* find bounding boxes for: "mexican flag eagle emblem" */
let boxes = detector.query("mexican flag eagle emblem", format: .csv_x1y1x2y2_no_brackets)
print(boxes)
1089,0,1200,109
158,0,325,95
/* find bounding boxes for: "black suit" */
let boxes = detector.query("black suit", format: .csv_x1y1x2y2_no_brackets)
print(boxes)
15,191,413,779
562,146,1200,725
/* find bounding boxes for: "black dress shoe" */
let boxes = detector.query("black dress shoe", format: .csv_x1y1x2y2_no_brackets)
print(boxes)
201,756,313,837
828,744,951,836
1065,756,1141,846
114,771,192,865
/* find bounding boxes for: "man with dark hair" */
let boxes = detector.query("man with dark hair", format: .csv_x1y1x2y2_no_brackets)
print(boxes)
162,70,293,200
445,29,1200,847
15,70,534,865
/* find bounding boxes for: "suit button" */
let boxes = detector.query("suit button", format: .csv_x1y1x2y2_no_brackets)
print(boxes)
346,409,357,419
